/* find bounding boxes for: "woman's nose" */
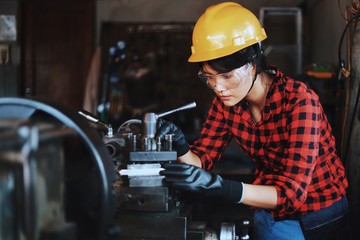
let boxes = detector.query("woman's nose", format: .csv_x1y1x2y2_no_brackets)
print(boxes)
213,83,228,91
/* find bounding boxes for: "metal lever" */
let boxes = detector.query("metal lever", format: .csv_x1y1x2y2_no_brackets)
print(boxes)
78,110,113,136
78,110,108,128
143,102,197,139
157,102,197,118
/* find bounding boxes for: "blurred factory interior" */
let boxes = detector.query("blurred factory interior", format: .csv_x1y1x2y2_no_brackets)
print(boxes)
1,0,360,239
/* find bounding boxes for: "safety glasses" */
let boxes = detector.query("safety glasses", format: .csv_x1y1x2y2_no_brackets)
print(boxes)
198,63,251,91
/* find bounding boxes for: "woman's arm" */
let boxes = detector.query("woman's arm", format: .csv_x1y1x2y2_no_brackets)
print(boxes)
242,184,277,209
178,150,202,168
179,151,278,210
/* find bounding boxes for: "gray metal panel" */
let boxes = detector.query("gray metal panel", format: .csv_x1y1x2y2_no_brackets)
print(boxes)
0,65,19,97
259,7,303,75
129,150,177,162
117,213,187,239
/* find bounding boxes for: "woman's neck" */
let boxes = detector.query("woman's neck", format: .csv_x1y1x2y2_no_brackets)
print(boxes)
245,72,272,123
245,72,271,108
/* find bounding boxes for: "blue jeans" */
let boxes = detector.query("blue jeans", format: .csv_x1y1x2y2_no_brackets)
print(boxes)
253,197,352,240
299,197,352,240
253,209,305,240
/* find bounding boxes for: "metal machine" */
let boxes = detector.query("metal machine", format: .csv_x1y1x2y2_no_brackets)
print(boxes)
82,102,209,239
89,101,250,240
0,97,250,240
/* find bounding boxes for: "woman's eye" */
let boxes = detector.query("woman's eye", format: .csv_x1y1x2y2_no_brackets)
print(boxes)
223,74,232,79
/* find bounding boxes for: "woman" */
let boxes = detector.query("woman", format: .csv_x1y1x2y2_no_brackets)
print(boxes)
157,2,351,239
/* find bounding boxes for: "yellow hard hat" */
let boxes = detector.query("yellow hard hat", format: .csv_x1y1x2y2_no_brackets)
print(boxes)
188,2,267,62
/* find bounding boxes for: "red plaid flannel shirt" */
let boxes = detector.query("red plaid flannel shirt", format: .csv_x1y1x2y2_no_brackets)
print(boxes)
190,67,348,220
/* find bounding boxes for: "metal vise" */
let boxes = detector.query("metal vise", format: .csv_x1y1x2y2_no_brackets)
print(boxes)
109,102,207,239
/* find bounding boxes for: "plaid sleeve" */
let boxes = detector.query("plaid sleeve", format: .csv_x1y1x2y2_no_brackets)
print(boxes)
190,97,232,170
255,90,322,217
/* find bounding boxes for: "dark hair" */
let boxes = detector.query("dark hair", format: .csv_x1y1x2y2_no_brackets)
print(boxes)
200,43,268,74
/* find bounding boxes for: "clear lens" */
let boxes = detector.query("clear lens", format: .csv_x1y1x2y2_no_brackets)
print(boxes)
198,63,250,91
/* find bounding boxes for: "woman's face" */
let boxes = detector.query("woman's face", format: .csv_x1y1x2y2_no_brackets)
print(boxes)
201,63,254,106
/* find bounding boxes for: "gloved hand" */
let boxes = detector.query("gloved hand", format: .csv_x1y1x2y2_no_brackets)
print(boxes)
156,118,189,157
160,163,244,203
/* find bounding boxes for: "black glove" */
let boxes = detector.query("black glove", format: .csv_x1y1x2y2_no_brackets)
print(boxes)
160,163,243,203
156,118,189,157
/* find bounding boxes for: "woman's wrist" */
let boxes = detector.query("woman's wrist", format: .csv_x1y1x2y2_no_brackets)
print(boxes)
178,150,202,168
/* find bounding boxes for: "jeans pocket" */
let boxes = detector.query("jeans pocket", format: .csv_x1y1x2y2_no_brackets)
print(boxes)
299,197,350,240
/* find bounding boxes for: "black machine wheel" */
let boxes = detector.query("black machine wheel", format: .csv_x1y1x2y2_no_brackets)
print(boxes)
0,97,116,240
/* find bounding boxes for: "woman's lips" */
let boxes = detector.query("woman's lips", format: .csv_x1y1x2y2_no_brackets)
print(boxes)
219,95,231,101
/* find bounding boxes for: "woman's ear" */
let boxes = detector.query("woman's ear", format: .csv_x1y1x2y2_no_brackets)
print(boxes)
250,61,257,71
253,61,256,68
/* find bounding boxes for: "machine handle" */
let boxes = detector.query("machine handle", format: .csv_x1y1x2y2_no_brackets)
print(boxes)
156,102,196,119
142,102,197,140
78,110,110,131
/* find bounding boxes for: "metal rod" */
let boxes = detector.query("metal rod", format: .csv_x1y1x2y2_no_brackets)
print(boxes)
142,102,197,141
156,102,196,118
78,110,108,129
